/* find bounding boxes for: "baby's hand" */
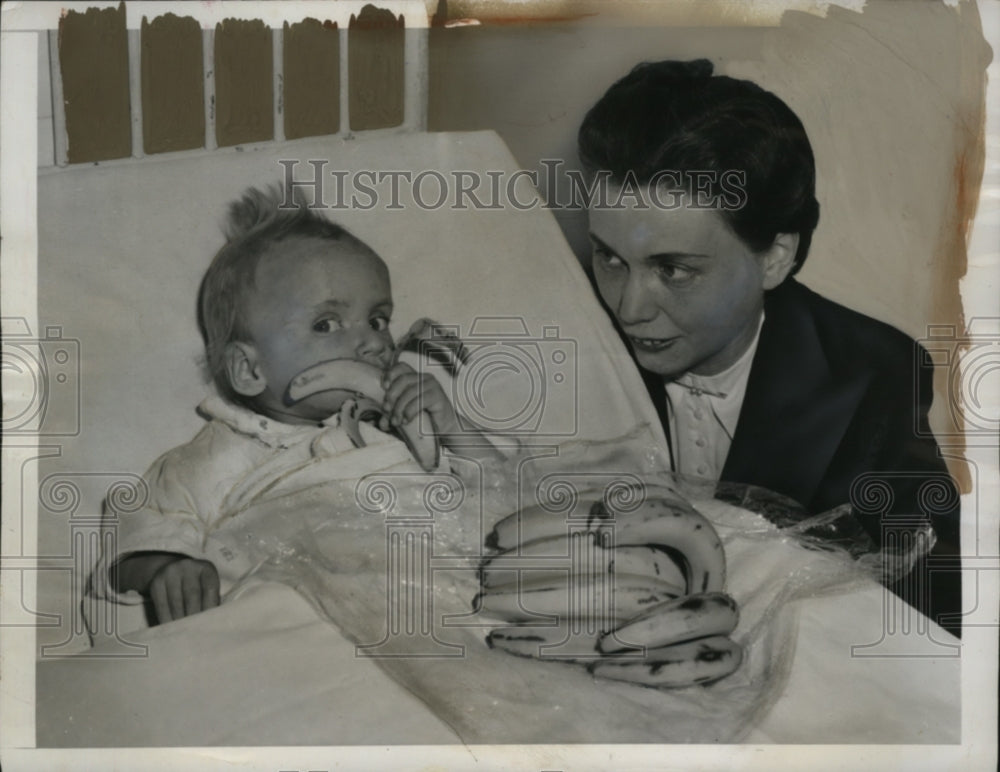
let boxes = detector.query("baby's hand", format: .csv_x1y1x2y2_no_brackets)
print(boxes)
381,361,461,441
148,556,221,624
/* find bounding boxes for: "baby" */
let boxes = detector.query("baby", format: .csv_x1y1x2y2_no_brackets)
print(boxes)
95,185,502,626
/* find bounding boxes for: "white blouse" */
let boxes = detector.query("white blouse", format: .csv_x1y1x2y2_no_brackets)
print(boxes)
663,312,764,481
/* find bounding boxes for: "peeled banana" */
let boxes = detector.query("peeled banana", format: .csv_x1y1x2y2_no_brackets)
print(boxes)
285,357,440,471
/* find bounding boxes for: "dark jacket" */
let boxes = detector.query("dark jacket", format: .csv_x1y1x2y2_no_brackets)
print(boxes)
638,279,961,635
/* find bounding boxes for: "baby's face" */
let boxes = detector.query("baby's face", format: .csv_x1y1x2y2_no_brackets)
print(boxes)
239,236,394,423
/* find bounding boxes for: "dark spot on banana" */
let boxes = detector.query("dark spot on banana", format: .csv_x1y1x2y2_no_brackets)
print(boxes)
679,596,704,610
697,649,727,663
649,659,684,674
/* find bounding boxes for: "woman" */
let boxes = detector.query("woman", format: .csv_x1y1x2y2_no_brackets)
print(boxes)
578,59,961,636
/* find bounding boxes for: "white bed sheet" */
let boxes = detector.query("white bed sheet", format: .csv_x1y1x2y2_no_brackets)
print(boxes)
35,534,960,746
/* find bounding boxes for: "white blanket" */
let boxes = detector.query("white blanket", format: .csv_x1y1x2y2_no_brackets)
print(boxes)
36,455,961,746
55,435,951,745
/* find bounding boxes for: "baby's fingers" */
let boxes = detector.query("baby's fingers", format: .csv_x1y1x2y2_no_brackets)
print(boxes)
389,389,425,428
150,577,173,625
182,572,203,616
201,566,221,611
167,576,186,621
381,361,417,392
382,367,419,411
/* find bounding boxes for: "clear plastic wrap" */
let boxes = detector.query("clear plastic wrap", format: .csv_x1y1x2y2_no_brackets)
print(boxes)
218,428,935,743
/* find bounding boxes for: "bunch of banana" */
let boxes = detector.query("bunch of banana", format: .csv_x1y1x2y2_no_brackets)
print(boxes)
478,487,744,688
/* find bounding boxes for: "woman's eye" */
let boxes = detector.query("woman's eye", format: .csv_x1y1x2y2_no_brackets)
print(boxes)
369,316,390,332
656,263,695,284
594,247,623,268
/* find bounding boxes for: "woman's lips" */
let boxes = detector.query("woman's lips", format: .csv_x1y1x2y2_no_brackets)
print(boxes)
628,335,680,352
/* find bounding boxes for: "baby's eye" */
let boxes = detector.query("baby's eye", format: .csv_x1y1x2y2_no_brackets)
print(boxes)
312,318,337,333
369,315,390,332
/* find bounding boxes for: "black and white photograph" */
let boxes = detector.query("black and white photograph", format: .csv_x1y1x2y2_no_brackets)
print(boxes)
1,0,997,769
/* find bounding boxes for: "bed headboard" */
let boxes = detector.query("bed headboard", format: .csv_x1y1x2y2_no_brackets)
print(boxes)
35,0,430,169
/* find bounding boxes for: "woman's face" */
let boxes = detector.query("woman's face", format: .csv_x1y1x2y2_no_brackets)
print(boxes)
590,187,788,379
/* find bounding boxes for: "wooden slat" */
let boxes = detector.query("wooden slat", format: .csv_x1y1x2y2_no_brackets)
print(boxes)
58,3,131,163
203,30,217,151
48,30,68,166
214,18,273,147
349,6,405,131
141,13,205,155
128,30,144,158
283,19,341,140
272,29,285,142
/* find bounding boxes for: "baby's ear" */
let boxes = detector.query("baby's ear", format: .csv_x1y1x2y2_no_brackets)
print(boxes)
224,342,267,397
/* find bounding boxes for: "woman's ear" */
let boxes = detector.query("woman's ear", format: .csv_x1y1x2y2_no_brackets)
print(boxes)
224,342,267,397
760,233,800,290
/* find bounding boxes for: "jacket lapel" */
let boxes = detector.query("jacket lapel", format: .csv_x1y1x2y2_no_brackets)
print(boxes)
720,281,872,510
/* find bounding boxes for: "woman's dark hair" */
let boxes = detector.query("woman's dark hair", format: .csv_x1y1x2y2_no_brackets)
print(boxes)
578,59,820,273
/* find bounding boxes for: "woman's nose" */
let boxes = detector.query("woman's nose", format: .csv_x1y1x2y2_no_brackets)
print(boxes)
616,273,656,326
